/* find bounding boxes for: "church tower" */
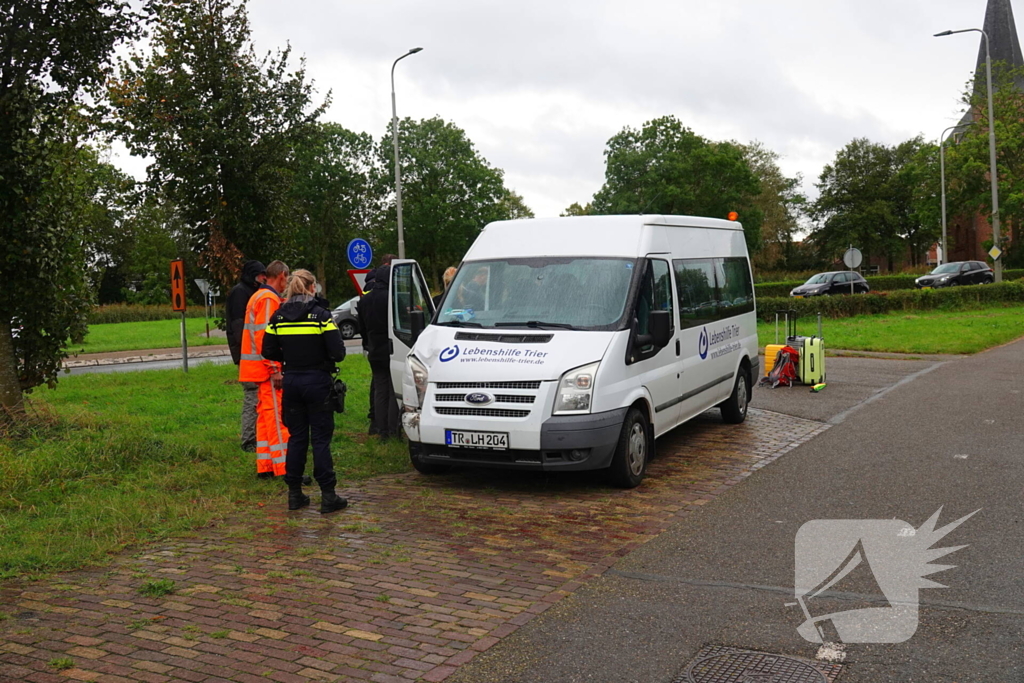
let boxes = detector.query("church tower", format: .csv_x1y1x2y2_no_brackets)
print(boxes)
950,0,1024,262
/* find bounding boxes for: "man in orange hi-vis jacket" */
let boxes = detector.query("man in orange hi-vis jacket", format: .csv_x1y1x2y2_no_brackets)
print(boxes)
239,260,290,478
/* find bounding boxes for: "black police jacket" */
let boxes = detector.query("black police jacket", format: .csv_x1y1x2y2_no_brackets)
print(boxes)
261,297,346,372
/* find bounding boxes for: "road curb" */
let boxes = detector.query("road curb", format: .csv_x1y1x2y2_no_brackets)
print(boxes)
63,348,232,369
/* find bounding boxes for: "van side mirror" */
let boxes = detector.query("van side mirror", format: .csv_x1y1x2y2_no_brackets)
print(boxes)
410,309,425,341
637,310,671,349
649,310,671,348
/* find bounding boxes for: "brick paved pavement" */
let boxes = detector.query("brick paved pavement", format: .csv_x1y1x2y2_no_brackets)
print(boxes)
0,409,827,683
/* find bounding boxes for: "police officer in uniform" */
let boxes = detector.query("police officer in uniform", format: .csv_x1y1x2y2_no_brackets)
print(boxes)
262,269,349,513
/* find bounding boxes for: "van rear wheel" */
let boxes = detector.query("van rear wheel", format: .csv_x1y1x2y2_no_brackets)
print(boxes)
721,368,750,424
607,407,649,489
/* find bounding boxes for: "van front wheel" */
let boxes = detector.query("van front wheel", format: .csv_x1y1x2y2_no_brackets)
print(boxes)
721,368,750,424
607,408,649,489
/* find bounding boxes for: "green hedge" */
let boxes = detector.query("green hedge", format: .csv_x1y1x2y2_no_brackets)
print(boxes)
757,281,1024,322
754,268,1024,298
88,304,212,325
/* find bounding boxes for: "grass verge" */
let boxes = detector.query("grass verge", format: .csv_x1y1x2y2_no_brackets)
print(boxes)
757,305,1024,355
0,355,407,579
70,318,228,355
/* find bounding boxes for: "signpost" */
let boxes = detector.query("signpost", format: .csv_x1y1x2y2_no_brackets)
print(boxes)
843,247,863,296
347,238,373,269
347,269,373,296
170,260,188,372
193,279,220,338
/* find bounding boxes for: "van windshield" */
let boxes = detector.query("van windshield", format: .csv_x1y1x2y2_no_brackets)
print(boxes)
436,258,636,330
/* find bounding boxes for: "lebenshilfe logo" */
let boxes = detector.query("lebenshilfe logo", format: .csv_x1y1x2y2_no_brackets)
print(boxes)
439,345,460,362
794,507,978,644
698,327,709,360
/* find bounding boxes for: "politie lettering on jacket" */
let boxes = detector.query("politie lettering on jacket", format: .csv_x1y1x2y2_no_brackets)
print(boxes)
438,345,548,365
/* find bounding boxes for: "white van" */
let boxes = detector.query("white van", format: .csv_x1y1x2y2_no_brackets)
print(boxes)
385,215,758,488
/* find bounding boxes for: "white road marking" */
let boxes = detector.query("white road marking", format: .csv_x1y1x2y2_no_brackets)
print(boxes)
816,642,847,662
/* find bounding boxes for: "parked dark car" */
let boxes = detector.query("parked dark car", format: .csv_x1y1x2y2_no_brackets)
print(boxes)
915,261,994,288
790,271,870,297
331,295,360,339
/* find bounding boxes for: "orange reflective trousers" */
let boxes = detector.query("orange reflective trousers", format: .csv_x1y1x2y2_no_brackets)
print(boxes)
256,380,288,476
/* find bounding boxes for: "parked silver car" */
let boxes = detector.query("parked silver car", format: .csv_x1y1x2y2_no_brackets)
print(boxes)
331,296,360,339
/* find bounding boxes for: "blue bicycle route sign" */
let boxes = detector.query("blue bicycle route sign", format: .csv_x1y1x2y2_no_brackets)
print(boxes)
347,238,373,269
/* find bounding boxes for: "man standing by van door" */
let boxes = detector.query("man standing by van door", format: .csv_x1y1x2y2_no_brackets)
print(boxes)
226,260,266,453
240,260,290,478
358,255,400,440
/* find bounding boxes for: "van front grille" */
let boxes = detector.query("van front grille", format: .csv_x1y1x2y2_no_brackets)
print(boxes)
434,407,530,419
434,394,535,404
435,381,542,390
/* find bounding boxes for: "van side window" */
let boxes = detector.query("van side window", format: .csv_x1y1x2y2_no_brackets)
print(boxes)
673,258,717,330
635,259,674,356
715,257,755,318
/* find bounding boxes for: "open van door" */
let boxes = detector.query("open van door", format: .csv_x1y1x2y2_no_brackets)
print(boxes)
388,260,436,399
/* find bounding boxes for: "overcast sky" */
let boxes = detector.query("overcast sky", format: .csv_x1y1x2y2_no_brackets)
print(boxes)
115,0,1019,218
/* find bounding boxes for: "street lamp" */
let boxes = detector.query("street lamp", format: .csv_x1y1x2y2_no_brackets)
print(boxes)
391,47,423,260
935,28,1002,282
939,122,973,266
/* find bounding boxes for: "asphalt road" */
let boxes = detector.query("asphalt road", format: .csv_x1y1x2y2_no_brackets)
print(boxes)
452,347,1024,682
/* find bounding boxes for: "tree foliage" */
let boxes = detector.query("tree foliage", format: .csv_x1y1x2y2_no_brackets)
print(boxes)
810,137,939,268
0,0,137,410
590,116,763,252
107,0,325,288
378,117,533,287
285,122,379,300
944,63,1024,266
739,142,805,270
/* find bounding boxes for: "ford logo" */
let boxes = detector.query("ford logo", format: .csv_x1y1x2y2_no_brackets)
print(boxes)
464,392,494,406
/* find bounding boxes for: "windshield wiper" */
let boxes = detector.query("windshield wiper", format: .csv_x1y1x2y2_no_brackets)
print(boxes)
494,321,577,330
437,320,483,328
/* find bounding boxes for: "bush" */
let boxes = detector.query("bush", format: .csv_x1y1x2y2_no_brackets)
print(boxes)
88,304,209,325
757,281,1024,322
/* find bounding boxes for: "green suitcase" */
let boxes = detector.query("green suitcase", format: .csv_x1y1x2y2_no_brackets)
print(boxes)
795,336,825,385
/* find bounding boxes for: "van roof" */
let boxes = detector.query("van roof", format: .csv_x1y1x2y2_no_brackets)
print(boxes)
463,214,744,261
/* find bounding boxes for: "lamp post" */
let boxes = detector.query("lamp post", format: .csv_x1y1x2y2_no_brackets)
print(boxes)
939,122,973,266
391,47,423,260
935,28,1001,282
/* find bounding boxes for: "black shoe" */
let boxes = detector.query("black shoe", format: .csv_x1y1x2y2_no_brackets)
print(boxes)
288,489,310,511
320,490,348,514
257,471,274,480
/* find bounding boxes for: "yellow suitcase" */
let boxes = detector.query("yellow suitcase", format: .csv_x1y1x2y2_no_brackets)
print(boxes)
764,344,787,376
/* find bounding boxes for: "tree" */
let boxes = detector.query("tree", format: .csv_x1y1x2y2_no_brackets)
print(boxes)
591,116,763,252
107,0,325,288
739,142,806,270
284,123,379,300
944,63,1024,266
378,117,533,288
0,0,136,412
811,137,939,269
561,202,595,216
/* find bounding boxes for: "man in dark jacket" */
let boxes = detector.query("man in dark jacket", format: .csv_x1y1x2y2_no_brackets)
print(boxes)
225,260,266,451
357,263,400,439
360,268,378,433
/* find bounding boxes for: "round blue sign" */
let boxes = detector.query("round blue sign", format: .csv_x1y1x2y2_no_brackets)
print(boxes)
347,238,373,269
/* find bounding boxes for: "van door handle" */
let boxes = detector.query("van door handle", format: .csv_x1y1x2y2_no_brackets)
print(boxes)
675,339,681,356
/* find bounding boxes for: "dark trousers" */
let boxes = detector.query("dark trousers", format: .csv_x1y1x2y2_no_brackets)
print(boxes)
282,371,336,489
369,358,400,438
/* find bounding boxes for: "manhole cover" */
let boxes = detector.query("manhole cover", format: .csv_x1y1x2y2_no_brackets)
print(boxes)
674,646,843,683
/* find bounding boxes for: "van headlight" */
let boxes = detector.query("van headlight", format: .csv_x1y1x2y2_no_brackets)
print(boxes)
553,362,599,415
407,354,429,407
